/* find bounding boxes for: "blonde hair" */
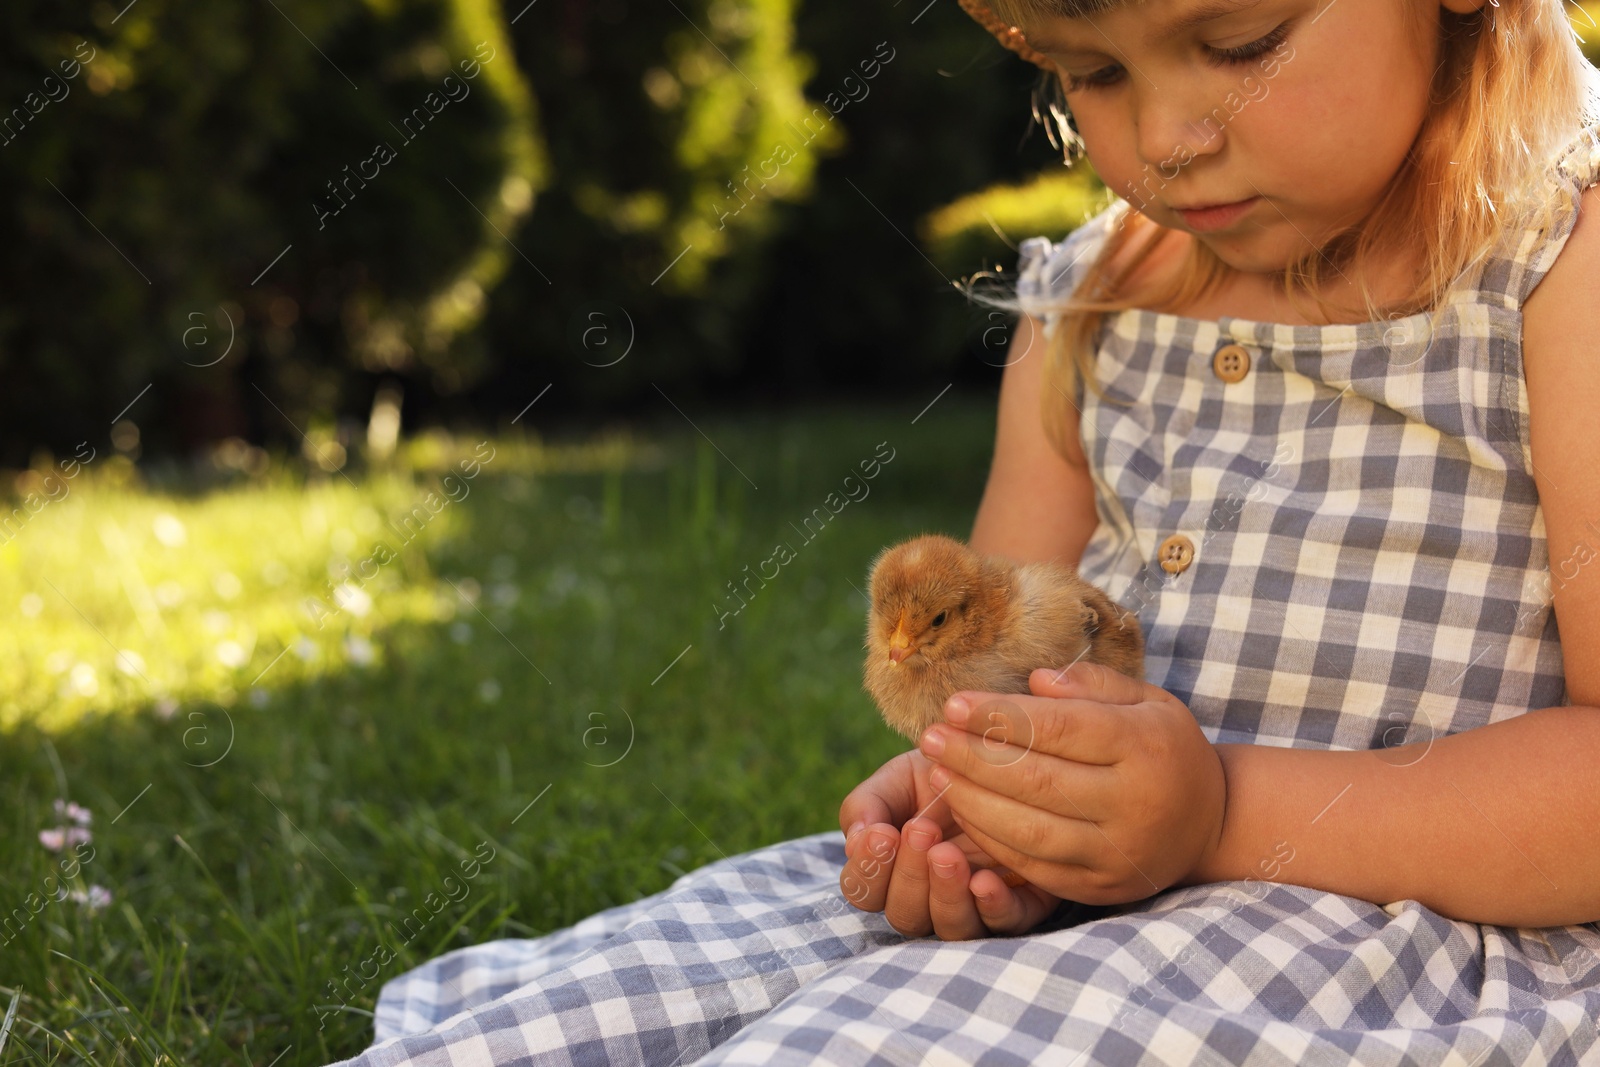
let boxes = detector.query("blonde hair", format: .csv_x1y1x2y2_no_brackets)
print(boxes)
962,0,1600,460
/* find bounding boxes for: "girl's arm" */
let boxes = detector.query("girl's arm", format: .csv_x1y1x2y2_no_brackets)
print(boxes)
1181,183,1600,928
1183,708,1600,927
969,312,1099,566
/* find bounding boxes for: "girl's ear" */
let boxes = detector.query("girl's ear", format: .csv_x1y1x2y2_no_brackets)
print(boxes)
1438,0,1489,12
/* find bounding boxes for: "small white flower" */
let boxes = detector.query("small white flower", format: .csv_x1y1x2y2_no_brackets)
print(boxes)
449,621,473,644
154,581,185,608
333,582,372,617
152,513,188,547
293,636,319,661
201,610,232,634
490,582,520,608
155,695,179,720
19,593,43,618
216,640,248,668
46,650,73,674
261,560,289,586
69,663,99,697
344,635,376,666
478,679,502,703
212,572,242,600
69,884,112,910
248,687,270,708
39,828,65,851
115,649,146,677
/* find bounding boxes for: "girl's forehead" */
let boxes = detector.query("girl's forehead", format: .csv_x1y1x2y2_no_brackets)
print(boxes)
1003,0,1272,46
994,0,1130,23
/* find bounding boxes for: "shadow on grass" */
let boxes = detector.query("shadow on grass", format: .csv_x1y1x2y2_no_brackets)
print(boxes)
0,397,1000,1065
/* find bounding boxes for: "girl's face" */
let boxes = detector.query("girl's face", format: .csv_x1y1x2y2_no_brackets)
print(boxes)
1024,0,1444,273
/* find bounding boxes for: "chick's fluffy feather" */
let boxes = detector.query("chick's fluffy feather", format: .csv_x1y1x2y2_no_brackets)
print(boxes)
862,534,1144,741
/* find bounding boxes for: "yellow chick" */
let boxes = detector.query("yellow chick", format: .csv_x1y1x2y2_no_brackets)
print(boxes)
862,533,1145,742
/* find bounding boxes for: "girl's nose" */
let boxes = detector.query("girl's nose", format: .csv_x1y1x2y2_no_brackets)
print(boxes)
1131,85,1224,170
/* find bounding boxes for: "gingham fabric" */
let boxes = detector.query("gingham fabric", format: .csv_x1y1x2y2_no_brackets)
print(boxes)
325,120,1600,1067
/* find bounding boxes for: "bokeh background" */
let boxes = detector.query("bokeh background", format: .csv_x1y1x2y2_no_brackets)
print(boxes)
3,1,1599,1063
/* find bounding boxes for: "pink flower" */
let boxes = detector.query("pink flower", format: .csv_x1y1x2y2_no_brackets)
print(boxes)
53,799,92,826
38,828,65,851
65,827,92,847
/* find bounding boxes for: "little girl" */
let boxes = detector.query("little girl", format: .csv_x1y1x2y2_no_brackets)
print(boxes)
329,0,1600,1064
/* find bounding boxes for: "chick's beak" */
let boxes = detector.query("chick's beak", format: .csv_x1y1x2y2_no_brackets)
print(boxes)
887,614,913,666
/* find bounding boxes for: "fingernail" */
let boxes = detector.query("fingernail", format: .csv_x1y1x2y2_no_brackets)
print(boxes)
867,828,896,858
931,860,956,878
906,826,935,850
945,696,970,726
919,727,945,759
846,820,865,843
929,764,950,790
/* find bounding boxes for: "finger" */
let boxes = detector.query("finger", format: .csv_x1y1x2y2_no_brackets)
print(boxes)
938,689,1133,767
925,841,988,941
1029,661,1149,705
840,823,901,913
956,804,1162,904
883,817,940,937
936,767,1102,869
969,867,1061,935
840,751,919,840
921,724,1121,820
953,812,1107,908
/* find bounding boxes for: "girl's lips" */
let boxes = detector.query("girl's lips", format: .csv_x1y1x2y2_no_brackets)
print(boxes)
1174,197,1259,232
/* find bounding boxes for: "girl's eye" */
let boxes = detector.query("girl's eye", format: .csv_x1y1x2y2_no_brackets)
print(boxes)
931,612,947,627
1065,65,1125,94
1061,22,1290,91
1205,22,1291,66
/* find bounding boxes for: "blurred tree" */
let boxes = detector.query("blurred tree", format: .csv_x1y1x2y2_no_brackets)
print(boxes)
0,0,542,463
469,0,845,422
473,0,1066,422
8,0,1592,459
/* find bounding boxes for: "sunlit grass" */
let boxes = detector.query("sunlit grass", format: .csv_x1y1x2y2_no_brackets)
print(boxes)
0,400,997,1065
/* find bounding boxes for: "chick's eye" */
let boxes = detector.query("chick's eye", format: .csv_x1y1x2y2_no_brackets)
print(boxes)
931,612,947,628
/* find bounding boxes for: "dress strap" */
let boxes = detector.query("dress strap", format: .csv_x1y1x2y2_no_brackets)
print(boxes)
1476,120,1600,311
1013,203,1123,341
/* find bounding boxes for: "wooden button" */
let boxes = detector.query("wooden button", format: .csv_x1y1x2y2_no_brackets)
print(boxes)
1158,534,1195,575
1212,343,1251,383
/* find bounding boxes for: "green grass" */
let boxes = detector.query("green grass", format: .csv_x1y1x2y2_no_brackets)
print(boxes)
0,398,998,1065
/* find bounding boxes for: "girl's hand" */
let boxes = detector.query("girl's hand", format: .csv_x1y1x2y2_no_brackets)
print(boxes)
839,750,1061,939
918,662,1227,906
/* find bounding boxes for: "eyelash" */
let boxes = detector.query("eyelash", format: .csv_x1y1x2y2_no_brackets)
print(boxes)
1064,22,1291,93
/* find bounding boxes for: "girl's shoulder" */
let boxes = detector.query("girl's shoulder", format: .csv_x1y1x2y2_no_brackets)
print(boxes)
1518,177,1600,704
1013,202,1124,313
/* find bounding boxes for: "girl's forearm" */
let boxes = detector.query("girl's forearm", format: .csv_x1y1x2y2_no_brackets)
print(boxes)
1180,705,1600,927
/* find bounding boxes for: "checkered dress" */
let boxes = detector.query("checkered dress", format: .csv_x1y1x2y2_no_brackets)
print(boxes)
324,122,1600,1067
